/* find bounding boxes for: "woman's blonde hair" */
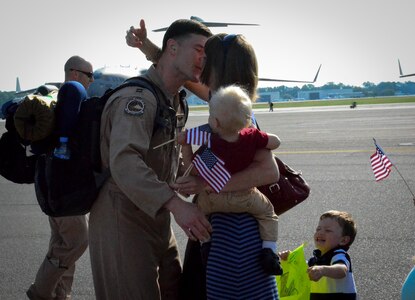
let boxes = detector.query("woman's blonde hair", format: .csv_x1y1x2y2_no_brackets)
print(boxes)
201,34,258,102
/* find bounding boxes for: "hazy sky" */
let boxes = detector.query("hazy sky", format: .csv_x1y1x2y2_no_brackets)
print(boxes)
1,0,414,91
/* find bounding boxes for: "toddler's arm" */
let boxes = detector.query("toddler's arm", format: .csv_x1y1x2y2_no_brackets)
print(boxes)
307,263,348,281
266,133,281,150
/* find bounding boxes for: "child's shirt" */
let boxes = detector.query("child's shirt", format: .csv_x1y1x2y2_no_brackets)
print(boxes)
209,127,269,174
308,246,357,300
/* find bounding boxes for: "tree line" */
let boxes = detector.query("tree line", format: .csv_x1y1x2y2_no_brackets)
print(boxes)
258,81,415,100
1,81,414,109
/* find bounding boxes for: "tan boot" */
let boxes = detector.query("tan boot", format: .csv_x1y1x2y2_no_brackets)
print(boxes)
26,284,50,300
29,256,68,299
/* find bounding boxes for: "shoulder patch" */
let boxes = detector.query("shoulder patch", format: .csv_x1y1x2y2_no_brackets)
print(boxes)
124,97,145,116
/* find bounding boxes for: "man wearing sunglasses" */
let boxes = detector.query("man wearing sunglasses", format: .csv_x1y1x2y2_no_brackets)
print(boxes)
66,56,94,89
27,55,93,300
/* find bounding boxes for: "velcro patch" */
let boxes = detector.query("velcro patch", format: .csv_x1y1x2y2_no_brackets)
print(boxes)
124,97,145,116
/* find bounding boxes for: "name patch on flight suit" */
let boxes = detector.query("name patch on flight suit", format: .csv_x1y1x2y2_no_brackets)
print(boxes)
124,97,145,116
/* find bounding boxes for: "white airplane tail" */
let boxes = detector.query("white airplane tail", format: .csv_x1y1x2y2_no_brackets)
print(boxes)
398,59,415,78
398,59,404,76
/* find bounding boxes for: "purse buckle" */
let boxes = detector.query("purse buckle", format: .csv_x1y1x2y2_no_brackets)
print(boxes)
268,183,280,194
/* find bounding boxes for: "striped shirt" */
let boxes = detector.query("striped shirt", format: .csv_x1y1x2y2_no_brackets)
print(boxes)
308,247,357,300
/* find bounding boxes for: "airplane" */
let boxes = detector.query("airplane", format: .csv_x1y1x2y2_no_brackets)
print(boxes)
13,77,61,97
259,64,322,84
0,79,61,119
15,77,21,93
3,60,320,118
152,17,321,84
6,63,321,105
153,16,259,32
87,65,145,97
1,66,143,116
87,64,321,97
398,59,415,78
13,78,40,98
4,17,317,104
8,65,142,102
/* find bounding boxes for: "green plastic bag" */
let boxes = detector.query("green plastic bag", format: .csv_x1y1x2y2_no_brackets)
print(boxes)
276,244,311,300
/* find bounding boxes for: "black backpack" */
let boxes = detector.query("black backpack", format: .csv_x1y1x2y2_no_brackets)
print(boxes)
0,86,58,184
35,76,187,217
0,103,37,184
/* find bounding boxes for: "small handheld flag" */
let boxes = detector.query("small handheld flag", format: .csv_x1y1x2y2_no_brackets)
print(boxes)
370,138,415,206
193,147,231,193
186,124,212,147
370,140,392,181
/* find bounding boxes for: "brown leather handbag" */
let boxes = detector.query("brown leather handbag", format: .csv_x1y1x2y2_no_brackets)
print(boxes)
258,156,310,215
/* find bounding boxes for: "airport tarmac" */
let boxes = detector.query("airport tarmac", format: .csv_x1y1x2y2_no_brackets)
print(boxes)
0,103,414,299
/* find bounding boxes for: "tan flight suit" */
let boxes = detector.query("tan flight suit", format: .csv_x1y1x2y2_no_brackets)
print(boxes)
89,66,186,300
27,215,88,300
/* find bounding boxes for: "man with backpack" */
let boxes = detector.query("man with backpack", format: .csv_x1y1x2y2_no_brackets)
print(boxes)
88,19,213,299
27,55,94,300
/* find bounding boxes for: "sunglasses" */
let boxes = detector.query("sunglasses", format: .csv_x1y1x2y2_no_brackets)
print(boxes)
70,68,94,79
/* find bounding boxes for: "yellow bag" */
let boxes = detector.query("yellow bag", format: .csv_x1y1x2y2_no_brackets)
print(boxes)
276,244,311,300
14,91,57,142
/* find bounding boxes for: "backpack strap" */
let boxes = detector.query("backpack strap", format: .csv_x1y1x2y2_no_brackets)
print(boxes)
122,76,190,136
96,76,179,180
178,89,189,128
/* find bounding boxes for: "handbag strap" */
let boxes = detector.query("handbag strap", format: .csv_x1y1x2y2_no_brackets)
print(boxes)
252,112,260,130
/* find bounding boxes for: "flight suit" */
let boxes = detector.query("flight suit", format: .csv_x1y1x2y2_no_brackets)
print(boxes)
89,66,186,300
27,215,88,300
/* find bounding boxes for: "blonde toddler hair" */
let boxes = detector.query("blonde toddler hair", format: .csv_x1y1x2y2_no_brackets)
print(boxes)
209,85,252,133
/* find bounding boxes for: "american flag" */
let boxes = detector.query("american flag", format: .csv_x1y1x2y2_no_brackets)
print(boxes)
370,142,393,181
193,147,231,193
186,124,212,148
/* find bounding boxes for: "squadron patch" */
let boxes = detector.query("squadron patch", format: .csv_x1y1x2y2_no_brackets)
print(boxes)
125,97,145,116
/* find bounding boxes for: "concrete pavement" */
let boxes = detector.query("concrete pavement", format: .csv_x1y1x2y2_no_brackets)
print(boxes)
0,103,414,299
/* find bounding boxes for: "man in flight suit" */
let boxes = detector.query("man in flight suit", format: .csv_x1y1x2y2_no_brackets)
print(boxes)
88,19,213,299
27,55,94,300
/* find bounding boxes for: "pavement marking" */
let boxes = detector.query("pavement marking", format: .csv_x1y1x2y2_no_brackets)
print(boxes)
275,148,415,155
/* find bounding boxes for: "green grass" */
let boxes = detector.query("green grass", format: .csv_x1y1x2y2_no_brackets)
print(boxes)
189,95,415,111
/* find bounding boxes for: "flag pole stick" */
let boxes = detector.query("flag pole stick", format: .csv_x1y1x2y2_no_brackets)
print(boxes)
153,138,175,149
176,164,194,197
373,138,415,206
392,165,415,206
183,163,194,177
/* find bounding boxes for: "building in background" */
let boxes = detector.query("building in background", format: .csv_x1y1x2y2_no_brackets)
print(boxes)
298,88,364,100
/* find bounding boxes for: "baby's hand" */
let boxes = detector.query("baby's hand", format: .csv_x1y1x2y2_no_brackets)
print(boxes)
307,266,325,281
278,250,291,261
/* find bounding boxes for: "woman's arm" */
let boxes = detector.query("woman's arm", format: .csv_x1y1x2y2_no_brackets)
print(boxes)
126,20,211,102
126,19,161,63
172,149,279,195
221,149,279,192
183,81,210,102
